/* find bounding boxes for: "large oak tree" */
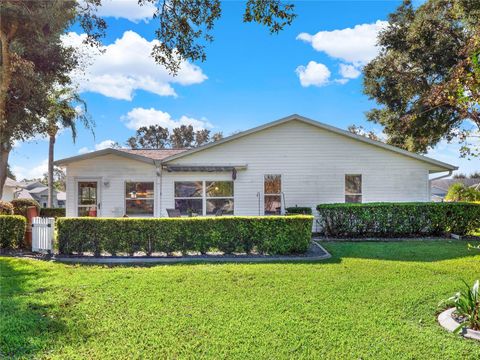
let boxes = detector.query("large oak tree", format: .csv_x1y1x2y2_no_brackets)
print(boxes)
363,0,480,158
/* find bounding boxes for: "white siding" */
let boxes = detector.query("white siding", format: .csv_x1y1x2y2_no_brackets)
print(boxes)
66,154,157,217
1,187,14,202
163,120,431,216
65,120,437,219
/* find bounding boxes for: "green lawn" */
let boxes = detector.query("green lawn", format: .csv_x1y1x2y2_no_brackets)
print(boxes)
2,241,480,359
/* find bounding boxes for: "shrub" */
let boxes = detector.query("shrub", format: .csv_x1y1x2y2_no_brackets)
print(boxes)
40,208,66,218
445,183,480,202
316,202,480,237
57,215,313,256
286,206,313,215
440,280,480,332
11,199,41,218
0,200,14,215
0,215,26,249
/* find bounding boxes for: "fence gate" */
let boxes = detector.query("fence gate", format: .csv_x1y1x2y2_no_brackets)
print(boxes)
32,217,54,252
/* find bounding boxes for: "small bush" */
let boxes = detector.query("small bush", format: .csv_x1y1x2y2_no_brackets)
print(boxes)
445,183,480,202
316,202,480,237
0,215,26,249
40,208,66,218
0,200,14,215
286,206,313,215
11,199,41,218
57,216,313,256
440,280,480,332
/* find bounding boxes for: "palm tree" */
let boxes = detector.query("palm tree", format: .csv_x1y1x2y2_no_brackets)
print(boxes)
45,88,92,207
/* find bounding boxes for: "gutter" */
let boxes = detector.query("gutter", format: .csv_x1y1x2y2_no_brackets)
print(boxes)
428,170,453,200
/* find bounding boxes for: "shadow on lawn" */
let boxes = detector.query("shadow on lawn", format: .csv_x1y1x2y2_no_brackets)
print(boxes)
0,259,68,358
320,240,480,262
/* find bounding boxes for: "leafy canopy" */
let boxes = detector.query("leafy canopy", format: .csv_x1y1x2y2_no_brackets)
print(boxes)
363,0,480,157
126,125,223,149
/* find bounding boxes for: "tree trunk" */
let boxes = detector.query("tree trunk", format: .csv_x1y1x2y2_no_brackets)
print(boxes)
47,134,55,208
0,142,10,199
0,23,17,129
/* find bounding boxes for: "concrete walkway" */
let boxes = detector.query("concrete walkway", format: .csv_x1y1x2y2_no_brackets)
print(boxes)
53,242,331,265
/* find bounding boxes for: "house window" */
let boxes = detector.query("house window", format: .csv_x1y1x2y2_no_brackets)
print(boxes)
125,182,154,216
174,181,234,216
264,174,281,215
206,181,234,215
345,174,362,203
174,181,203,216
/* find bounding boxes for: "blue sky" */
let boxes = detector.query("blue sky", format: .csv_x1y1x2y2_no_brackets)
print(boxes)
10,0,478,179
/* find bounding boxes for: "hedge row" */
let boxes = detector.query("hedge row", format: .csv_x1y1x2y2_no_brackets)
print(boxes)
285,206,313,215
40,208,66,218
0,215,26,249
316,202,480,237
57,215,313,256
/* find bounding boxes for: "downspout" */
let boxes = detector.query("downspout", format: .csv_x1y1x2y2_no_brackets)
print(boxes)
428,170,453,201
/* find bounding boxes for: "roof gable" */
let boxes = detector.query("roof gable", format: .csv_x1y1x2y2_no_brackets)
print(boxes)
161,114,457,171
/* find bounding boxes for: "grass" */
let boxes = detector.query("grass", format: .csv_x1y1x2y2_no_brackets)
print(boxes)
2,241,480,359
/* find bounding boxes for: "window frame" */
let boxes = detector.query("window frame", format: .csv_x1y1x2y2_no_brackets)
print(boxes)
124,181,155,217
263,174,283,215
344,174,362,203
174,180,235,216
75,178,101,217
205,181,234,216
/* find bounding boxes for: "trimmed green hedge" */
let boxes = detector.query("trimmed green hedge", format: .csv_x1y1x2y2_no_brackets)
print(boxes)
0,215,26,249
316,202,480,237
57,216,313,256
40,208,66,218
286,206,313,215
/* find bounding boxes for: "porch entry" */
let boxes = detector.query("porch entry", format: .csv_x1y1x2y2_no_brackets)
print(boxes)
77,180,100,217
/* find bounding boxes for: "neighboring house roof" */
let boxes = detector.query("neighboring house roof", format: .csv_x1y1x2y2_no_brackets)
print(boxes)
28,186,50,194
17,180,48,191
4,177,22,188
431,178,480,192
15,189,34,200
55,114,458,172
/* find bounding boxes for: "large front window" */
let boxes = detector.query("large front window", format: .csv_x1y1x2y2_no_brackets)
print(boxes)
125,182,154,216
264,174,281,215
174,181,234,216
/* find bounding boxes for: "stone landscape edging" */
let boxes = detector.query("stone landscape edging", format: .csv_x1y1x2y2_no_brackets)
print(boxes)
52,242,331,264
438,308,480,341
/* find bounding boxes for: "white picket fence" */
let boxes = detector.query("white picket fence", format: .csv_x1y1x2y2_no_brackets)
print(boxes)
32,217,54,252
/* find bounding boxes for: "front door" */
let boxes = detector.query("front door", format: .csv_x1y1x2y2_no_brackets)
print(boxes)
77,181,99,217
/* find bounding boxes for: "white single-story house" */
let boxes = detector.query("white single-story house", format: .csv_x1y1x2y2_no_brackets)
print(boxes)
1,178,22,202
55,114,457,219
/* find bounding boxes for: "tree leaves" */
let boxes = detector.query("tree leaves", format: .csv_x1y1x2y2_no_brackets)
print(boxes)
363,0,480,157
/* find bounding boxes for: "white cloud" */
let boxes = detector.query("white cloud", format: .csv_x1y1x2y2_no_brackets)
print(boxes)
13,159,48,181
121,108,212,131
77,140,117,154
91,0,156,23
62,31,207,100
297,20,388,65
95,140,117,150
339,64,361,79
295,61,331,87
